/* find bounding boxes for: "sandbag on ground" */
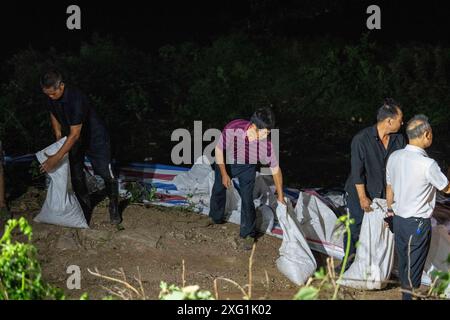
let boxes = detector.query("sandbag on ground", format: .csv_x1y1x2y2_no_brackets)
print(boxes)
421,225,450,291
172,155,213,195
34,138,88,229
276,199,317,285
337,199,394,290
294,191,345,258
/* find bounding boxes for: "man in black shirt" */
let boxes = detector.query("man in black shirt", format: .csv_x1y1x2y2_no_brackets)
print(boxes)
342,98,406,270
39,70,121,225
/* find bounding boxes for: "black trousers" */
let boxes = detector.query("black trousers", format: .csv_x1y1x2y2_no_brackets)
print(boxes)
69,140,118,224
209,164,256,238
344,191,366,259
393,215,432,300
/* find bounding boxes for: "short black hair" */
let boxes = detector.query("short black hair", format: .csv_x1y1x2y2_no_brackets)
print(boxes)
40,69,63,89
250,107,275,129
376,98,401,122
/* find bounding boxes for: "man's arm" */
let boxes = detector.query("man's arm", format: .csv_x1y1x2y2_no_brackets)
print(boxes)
355,184,372,212
271,166,285,204
50,113,62,141
441,183,450,194
350,135,372,212
215,145,231,189
386,184,394,213
40,124,82,173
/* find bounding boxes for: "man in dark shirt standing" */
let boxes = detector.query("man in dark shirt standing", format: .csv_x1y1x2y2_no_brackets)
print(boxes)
342,98,406,270
39,70,121,225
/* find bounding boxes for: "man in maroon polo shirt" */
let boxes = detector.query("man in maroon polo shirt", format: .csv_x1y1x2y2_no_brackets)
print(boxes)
210,107,285,250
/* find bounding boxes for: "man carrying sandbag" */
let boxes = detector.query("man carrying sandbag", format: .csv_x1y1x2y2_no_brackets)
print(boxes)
386,115,450,300
209,107,285,250
39,70,121,225
342,98,406,272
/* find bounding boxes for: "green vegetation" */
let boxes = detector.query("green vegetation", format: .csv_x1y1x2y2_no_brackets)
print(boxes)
0,217,64,300
2,33,450,167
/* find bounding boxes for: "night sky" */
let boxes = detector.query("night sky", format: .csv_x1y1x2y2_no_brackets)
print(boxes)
1,0,450,58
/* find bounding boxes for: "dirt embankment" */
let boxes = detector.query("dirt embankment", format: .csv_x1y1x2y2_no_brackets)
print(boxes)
7,188,404,300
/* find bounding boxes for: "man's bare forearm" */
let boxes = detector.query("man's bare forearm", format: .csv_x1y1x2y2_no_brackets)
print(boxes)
386,184,394,209
271,166,284,200
50,114,62,140
355,184,368,201
54,133,79,160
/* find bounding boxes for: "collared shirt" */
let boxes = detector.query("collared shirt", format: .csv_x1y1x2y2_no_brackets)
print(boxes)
344,125,406,199
386,144,448,219
47,87,109,149
217,119,278,168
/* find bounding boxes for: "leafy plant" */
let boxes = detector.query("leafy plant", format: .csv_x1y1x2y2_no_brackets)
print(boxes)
430,254,450,299
124,181,158,204
159,282,214,300
28,160,45,182
292,213,354,300
0,217,64,300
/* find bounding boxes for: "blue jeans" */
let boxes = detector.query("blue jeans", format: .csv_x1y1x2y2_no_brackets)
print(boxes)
209,164,256,238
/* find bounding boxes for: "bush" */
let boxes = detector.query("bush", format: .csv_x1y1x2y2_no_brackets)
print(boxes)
2,33,450,164
0,217,64,300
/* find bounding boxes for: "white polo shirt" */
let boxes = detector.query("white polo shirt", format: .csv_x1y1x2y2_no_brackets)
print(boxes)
386,144,449,219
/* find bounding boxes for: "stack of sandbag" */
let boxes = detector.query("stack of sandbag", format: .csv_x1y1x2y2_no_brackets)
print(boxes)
172,155,213,195
173,156,276,234
276,199,317,285
34,137,88,229
337,198,394,290
294,191,345,259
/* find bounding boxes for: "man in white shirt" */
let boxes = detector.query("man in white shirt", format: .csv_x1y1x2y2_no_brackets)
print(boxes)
386,114,450,300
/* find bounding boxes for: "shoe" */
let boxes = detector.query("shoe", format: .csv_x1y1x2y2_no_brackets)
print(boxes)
109,199,122,225
242,236,255,251
209,216,225,224
198,218,215,227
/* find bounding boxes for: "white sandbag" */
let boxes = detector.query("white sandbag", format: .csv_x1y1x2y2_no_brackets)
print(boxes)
173,155,213,194
172,155,277,235
34,138,88,229
337,199,394,290
422,225,450,290
294,191,345,258
256,205,275,234
253,173,277,210
276,199,317,285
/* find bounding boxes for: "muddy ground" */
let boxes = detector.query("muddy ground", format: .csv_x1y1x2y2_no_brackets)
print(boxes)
5,187,416,300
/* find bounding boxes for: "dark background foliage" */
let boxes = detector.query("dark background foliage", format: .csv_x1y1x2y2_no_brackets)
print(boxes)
1,0,450,186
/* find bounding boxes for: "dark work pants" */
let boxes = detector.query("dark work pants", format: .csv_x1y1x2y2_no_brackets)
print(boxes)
69,141,118,224
344,191,365,259
393,215,432,300
209,164,256,238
